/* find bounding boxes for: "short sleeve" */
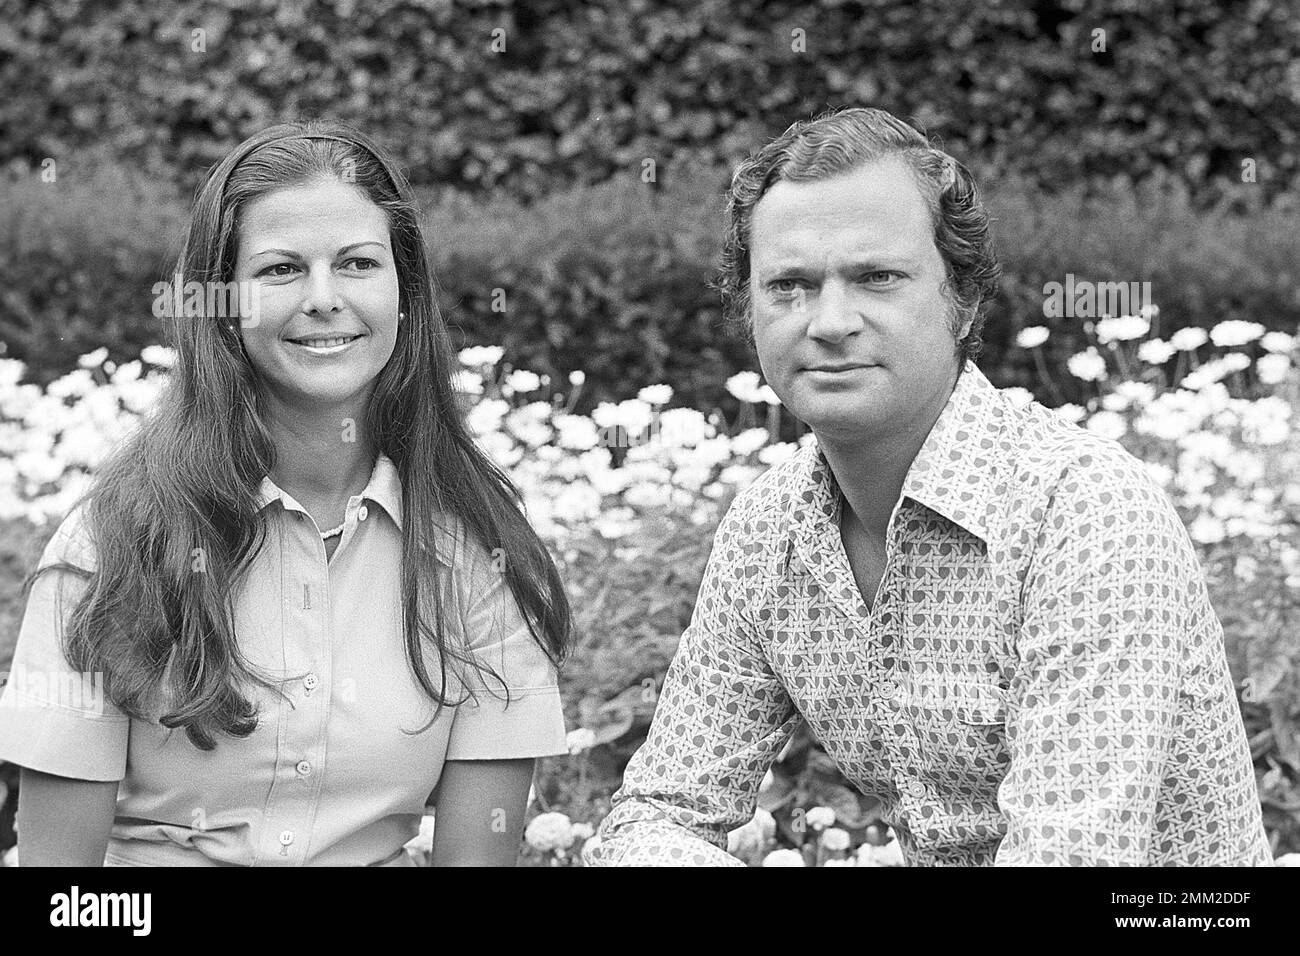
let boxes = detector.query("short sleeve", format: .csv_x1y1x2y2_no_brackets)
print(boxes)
0,507,130,781
444,531,567,761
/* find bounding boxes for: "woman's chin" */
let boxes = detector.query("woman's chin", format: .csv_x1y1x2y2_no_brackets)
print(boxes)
262,372,378,411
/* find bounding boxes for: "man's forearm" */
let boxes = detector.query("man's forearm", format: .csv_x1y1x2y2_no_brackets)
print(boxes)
585,798,744,867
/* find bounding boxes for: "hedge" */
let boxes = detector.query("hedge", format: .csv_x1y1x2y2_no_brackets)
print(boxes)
2,165,1298,417
4,0,1299,204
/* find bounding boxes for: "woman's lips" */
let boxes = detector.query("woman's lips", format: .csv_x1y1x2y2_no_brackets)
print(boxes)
286,333,364,355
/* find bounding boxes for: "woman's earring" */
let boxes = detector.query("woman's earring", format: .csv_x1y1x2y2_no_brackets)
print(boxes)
398,311,406,323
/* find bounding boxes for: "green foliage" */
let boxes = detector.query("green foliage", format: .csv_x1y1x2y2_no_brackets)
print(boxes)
988,177,1300,395
0,518,46,674
426,170,752,417
553,510,709,743
4,166,1299,421
1212,544,1300,857
5,0,1299,203
0,168,187,382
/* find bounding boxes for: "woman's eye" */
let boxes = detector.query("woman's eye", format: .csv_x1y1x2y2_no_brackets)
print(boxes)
258,263,297,278
345,257,380,271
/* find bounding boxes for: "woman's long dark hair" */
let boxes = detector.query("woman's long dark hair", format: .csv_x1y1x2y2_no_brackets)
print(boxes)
44,121,572,749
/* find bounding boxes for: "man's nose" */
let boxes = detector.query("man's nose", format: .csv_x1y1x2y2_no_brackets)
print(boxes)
805,279,863,342
300,265,343,316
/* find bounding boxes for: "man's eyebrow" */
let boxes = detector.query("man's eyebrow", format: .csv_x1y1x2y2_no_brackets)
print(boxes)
756,256,914,279
755,262,815,279
248,241,387,259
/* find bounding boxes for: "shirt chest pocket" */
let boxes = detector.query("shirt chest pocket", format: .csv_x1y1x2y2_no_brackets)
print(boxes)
953,688,1007,727
893,677,1007,723
894,679,1011,783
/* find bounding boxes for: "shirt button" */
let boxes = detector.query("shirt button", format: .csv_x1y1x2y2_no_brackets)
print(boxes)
879,679,900,699
278,830,294,847
296,760,312,776
303,673,319,691
358,505,369,521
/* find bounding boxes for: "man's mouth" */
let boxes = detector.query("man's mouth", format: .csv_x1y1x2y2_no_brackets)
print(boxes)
806,363,873,372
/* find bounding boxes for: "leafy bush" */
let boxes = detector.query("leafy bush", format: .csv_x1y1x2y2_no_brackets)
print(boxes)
4,166,1299,420
5,0,1299,204
0,168,187,386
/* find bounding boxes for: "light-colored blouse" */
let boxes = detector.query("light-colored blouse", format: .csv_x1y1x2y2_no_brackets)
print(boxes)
0,454,567,866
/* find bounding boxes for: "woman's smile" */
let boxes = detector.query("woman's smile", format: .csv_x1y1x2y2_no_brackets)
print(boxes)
285,331,367,355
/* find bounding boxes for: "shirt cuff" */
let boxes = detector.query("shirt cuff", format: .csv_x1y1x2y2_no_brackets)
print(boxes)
0,689,128,781
445,685,568,760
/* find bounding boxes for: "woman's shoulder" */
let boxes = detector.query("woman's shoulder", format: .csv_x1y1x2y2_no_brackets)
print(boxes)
431,512,503,583
37,503,99,573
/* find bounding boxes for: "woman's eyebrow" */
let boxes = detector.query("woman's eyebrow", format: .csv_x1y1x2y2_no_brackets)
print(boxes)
335,241,387,255
247,241,387,259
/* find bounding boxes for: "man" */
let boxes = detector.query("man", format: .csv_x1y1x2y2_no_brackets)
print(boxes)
585,107,1271,866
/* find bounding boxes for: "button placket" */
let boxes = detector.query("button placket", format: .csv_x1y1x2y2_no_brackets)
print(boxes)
901,777,927,800
273,517,330,865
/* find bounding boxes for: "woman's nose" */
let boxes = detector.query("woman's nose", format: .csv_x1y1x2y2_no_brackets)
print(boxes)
300,265,343,315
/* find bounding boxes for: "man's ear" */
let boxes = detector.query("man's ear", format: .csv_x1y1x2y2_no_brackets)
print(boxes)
957,309,975,342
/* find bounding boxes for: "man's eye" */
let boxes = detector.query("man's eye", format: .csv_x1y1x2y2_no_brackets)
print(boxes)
861,271,904,285
771,279,806,296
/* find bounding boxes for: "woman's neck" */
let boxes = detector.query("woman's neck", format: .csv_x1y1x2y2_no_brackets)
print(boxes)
262,393,376,503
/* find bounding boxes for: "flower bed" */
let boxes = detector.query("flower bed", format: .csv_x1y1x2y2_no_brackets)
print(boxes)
1,308,1297,864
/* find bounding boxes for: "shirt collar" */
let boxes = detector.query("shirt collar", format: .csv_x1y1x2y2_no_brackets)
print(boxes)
793,360,1006,550
896,360,1006,542
256,452,405,532
254,454,467,568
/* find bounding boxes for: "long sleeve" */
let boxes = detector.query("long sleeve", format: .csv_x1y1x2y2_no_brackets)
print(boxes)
995,450,1201,866
584,497,800,866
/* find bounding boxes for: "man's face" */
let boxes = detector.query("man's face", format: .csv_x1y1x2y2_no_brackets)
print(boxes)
748,157,970,444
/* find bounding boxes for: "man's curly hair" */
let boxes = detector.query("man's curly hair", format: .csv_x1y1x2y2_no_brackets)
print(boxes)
717,107,1002,362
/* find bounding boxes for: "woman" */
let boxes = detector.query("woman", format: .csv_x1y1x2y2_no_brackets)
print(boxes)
0,122,572,866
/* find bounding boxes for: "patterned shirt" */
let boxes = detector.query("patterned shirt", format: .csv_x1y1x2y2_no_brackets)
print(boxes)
0,454,567,866
587,361,1271,867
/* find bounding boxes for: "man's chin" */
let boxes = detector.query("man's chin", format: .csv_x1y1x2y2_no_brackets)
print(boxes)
790,396,891,442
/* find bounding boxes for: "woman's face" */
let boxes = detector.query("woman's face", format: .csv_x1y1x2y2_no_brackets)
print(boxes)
233,176,400,412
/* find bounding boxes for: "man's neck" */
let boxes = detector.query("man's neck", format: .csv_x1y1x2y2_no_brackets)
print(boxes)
815,367,961,541
262,391,376,504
